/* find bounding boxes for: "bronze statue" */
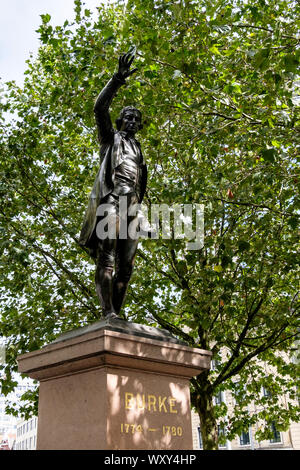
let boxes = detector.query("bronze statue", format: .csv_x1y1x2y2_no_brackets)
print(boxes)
79,52,147,319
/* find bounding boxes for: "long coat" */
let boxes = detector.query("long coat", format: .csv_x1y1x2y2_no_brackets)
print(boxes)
79,74,147,252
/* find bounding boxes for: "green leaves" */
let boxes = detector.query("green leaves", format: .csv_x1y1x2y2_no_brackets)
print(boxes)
238,240,250,252
40,14,51,24
252,47,271,70
283,53,299,73
261,148,277,163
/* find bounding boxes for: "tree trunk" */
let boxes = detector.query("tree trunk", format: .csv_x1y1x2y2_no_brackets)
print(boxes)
192,372,218,450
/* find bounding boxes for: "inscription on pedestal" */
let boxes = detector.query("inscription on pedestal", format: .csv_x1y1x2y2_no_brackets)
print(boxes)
107,372,192,449
121,392,183,440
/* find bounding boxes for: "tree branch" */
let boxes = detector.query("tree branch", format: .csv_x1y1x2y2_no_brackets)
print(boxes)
212,317,298,389
39,251,99,319
230,23,299,40
0,209,95,307
212,297,265,388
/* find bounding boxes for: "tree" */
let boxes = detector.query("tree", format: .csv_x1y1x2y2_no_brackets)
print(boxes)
0,0,299,450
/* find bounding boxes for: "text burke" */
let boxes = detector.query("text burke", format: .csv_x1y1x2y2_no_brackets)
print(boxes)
125,393,178,413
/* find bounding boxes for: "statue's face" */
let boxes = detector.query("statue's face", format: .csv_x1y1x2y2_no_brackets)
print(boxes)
120,110,141,135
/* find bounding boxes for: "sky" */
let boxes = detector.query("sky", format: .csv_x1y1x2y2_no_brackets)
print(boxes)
0,0,102,86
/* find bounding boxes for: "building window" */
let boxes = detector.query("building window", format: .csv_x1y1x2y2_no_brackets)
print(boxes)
263,387,272,398
198,425,229,449
211,359,221,370
269,422,281,444
218,426,227,448
215,391,222,405
197,427,203,449
214,390,225,405
239,429,250,446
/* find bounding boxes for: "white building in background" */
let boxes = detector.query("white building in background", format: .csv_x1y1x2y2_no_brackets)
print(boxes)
191,404,300,450
191,355,300,450
0,374,35,449
14,416,38,450
0,397,17,449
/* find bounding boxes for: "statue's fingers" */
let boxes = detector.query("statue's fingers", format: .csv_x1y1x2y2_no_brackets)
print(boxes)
123,52,131,64
120,53,128,64
119,56,124,68
128,55,135,67
129,67,138,76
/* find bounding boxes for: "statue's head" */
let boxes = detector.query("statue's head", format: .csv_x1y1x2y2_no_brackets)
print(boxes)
116,106,143,135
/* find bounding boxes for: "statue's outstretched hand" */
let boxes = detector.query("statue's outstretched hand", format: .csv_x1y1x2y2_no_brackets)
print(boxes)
117,52,138,80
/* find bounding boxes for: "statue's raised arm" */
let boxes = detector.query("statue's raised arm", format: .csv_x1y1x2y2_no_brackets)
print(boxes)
93,53,138,144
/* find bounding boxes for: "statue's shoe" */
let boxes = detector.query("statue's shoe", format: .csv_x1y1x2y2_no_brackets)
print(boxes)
104,311,119,319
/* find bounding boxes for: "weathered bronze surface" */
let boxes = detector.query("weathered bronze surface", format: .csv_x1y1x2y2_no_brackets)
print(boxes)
79,53,147,319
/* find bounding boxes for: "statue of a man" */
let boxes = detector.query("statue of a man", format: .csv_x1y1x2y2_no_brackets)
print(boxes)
79,52,147,319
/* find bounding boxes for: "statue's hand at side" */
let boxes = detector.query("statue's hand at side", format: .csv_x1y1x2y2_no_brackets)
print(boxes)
117,52,138,80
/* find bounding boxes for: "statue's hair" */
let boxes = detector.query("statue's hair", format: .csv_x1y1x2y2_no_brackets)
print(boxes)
116,106,143,131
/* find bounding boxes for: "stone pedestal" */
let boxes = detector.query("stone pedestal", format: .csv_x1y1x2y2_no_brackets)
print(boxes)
17,318,211,450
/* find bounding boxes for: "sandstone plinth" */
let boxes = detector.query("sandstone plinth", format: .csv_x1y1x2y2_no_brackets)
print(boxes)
17,318,211,450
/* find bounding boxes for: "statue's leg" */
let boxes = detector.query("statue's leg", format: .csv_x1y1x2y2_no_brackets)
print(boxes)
95,241,116,317
95,200,120,318
112,237,139,315
112,195,139,315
